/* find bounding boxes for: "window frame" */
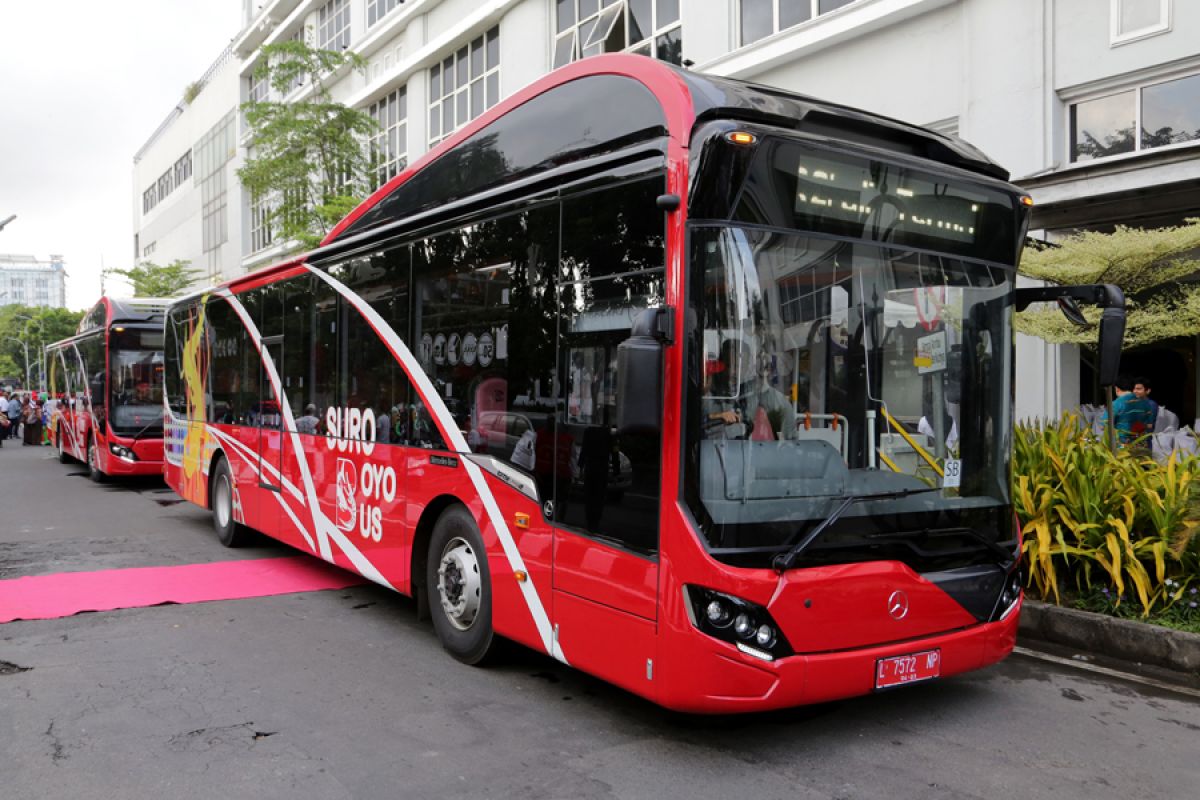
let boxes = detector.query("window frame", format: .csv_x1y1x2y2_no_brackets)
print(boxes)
1110,0,1171,47
316,0,352,51
1066,69,1200,164
367,86,409,190
428,26,500,148
736,0,861,47
552,0,683,68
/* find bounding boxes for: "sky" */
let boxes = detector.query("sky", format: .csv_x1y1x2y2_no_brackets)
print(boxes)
0,1,244,310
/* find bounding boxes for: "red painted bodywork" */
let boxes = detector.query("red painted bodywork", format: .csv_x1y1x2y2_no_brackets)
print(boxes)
49,297,164,478
165,55,1021,713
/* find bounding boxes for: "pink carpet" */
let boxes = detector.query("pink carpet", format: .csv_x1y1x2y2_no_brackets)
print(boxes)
0,556,368,623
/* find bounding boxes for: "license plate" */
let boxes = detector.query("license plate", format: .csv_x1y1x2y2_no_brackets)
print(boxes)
875,649,941,689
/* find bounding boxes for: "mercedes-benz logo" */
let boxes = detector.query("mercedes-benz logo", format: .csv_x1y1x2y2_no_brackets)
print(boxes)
887,590,909,620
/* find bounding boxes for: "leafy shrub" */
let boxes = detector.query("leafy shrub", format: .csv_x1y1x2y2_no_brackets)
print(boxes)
1013,415,1200,613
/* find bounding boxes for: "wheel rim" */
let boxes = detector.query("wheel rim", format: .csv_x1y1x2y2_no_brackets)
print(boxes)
437,536,482,631
88,442,96,471
215,473,232,529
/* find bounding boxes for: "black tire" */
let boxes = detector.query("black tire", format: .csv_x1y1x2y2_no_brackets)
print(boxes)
427,506,495,665
87,436,105,483
210,457,248,547
57,431,71,464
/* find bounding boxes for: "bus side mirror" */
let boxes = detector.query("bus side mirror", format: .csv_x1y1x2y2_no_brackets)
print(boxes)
616,308,672,436
1097,306,1126,387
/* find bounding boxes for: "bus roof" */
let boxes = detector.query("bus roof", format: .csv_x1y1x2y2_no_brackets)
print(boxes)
77,297,170,335
213,54,1009,297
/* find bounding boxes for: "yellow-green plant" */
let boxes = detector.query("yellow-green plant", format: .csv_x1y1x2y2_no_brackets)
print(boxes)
1013,414,1200,613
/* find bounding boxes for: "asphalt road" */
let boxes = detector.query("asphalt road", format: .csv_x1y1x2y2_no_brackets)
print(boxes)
1,443,1197,800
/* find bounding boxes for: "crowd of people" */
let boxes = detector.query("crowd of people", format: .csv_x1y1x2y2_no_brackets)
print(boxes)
0,390,48,448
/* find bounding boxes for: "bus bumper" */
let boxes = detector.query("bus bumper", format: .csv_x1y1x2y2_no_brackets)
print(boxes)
102,437,165,477
657,596,1021,714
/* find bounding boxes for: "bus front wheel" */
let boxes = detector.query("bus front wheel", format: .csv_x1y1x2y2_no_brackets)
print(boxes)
210,457,248,548
87,437,105,483
427,506,495,665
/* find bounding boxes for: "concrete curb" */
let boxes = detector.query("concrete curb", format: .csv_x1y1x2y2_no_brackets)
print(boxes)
1018,598,1200,675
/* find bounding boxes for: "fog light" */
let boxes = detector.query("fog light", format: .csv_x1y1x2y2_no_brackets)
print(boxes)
755,624,776,648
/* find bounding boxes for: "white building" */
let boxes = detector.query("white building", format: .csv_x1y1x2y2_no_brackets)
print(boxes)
132,0,1200,421
0,254,67,309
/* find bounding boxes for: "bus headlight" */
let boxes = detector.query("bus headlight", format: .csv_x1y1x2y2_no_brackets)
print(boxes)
109,444,137,461
684,586,793,661
993,569,1022,621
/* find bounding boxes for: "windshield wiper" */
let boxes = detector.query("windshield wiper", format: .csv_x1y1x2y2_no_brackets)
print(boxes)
772,487,942,573
127,420,163,444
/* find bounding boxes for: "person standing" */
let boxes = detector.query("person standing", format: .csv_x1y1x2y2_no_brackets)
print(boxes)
23,395,42,446
6,393,20,441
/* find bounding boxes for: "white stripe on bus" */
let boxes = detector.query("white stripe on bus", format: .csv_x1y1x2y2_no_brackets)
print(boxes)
307,265,566,664
216,289,395,591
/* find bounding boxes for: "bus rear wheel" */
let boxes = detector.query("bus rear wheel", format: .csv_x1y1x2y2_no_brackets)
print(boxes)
427,506,495,665
87,437,105,483
210,457,248,548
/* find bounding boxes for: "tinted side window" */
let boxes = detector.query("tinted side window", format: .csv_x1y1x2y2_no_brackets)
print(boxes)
558,176,665,282
411,205,558,460
554,177,666,555
206,297,248,424
78,334,106,419
281,276,314,432
327,254,414,446
164,306,187,417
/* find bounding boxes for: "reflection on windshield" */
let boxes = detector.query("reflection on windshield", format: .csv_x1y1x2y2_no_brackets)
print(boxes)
110,348,164,434
687,226,1013,553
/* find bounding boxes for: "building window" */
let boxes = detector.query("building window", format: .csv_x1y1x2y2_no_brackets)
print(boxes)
317,0,351,51
367,0,405,28
738,0,859,46
196,111,236,254
143,242,157,258
1069,71,1200,162
249,70,270,104
141,149,193,214
368,87,408,189
553,0,682,68
249,194,275,254
1111,0,1170,45
429,26,499,147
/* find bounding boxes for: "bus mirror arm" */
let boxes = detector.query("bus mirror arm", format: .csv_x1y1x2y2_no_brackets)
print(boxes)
1013,283,1126,386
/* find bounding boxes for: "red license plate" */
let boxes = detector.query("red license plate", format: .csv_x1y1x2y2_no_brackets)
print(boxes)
875,649,941,689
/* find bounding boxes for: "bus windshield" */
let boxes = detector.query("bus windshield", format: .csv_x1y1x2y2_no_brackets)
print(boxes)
686,223,1014,564
109,327,164,436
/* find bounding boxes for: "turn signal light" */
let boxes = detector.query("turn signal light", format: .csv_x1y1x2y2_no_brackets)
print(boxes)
726,131,757,145
1020,195,1034,207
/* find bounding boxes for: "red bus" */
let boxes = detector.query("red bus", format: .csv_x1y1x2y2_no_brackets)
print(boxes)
47,297,168,480
164,55,1122,712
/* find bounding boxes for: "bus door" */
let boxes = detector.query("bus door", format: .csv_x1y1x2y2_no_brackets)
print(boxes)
253,336,285,533
550,306,663,695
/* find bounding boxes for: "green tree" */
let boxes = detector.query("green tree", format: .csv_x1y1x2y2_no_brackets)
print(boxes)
238,38,377,251
105,259,202,298
0,304,86,388
1017,218,1200,348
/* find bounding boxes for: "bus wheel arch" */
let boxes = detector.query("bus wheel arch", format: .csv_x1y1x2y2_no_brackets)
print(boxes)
424,502,496,665
208,452,248,547
410,495,461,622
86,434,105,483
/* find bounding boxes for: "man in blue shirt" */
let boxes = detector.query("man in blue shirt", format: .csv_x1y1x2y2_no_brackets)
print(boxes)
6,393,21,441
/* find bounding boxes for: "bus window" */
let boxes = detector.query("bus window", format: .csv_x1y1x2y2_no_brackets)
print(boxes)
554,177,667,554
206,297,248,425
